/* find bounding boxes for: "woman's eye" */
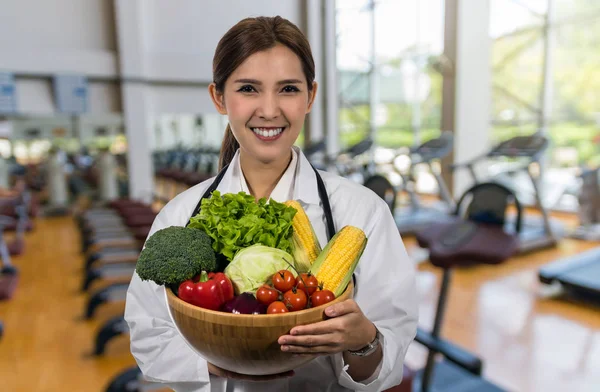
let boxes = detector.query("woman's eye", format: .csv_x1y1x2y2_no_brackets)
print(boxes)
237,85,256,93
282,85,300,93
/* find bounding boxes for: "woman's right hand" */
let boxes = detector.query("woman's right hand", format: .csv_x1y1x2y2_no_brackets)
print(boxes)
207,362,295,382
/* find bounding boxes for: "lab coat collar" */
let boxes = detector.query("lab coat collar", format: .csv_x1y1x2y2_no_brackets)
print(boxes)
214,146,321,206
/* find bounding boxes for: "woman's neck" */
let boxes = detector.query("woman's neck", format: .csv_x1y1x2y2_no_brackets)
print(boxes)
239,149,293,201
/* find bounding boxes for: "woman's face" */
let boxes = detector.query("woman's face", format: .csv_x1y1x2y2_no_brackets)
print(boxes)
209,44,317,165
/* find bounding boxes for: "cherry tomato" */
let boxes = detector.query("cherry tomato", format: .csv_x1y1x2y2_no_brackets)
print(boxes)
283,287,308,312
311,289,335,308
272,270,295,292
256,285,279,306
296,273,319,296
267,301,289,314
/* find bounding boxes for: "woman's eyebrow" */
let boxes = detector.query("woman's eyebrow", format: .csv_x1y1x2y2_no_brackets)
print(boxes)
233,78,304,85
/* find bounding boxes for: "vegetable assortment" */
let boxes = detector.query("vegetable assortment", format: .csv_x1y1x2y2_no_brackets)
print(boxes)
136,190,368,315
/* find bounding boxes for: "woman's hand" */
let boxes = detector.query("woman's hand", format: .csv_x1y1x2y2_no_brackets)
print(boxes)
207,362,295,381
277,299,377,355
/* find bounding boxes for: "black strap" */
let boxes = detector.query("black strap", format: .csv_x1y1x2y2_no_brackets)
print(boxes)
185,164,229,227
312,165,336,241
186,163,336,241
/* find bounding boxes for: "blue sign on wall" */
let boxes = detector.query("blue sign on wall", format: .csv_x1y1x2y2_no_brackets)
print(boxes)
0,72,17,114
53,74,89,114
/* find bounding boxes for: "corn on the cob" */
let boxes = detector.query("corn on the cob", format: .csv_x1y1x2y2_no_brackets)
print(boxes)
285,200,322,272
309,225,367,297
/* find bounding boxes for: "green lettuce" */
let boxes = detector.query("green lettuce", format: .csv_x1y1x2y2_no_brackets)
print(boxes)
224,244,297,295
187,191,297,262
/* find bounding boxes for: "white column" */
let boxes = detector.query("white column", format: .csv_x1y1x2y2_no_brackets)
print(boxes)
442,0,492,197
324,0,339,158
539,0,555,136
114,0,154,203
305,0,325,145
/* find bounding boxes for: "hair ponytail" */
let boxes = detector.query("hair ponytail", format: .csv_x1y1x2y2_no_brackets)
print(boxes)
218,124,239,171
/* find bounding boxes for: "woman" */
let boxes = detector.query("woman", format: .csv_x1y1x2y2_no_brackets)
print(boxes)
124,16,417,392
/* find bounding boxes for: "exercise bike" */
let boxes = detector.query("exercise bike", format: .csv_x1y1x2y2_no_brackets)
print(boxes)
450,133,563,254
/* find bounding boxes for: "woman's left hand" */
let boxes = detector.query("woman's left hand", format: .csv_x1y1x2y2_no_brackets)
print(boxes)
277,299,377,355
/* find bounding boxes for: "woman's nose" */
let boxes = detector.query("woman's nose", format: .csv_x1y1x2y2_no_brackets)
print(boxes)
256,93,281,119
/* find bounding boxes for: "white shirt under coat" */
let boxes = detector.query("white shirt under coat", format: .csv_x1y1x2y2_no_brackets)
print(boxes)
124,146,418,392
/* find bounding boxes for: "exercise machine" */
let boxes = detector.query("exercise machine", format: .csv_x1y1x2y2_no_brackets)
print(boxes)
363,132,456,235
570,167,600,241
104,366,165,392
538,247,600,306
451,133,562,254
412,181,521,391
0,216,19,300
93,315,130,356
538,168,600,305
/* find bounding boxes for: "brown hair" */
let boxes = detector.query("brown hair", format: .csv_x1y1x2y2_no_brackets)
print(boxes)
213,16,316,170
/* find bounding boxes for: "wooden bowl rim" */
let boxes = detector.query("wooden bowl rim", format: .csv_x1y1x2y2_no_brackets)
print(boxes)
165,279,354,319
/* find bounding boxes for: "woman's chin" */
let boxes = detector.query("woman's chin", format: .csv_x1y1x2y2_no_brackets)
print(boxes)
244,145,294,165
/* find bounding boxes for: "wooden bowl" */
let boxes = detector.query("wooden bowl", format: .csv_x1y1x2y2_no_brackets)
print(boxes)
166,280,354,376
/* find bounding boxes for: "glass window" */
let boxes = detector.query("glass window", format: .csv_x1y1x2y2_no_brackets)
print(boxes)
336,0,445,151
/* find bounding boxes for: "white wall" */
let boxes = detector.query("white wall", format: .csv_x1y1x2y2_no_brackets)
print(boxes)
143,0,303,82
0,0,118,77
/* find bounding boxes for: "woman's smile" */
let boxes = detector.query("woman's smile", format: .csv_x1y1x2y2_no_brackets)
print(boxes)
249,126,286,142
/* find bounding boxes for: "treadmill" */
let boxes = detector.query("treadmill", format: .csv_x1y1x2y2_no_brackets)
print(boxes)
452,133,562,254
539,247,600,305
363,132,456,235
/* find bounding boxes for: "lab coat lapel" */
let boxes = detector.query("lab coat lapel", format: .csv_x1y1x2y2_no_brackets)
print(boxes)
292,146,321,206
213,150,242,195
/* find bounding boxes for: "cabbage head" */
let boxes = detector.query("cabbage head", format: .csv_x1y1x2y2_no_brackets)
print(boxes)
224,244,297,295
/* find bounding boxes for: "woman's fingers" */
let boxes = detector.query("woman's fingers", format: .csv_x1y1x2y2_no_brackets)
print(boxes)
282,343,337,354
280,333,341,353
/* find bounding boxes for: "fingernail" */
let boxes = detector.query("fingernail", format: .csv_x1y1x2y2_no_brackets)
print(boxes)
326,308,336,316
281,345,289,351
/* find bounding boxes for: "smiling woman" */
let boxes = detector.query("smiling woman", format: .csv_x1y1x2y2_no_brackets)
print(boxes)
124,15,418,392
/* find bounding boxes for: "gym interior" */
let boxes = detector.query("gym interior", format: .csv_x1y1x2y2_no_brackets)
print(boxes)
1,1,599,391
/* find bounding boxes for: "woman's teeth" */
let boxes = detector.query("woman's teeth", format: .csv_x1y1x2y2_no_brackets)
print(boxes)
251,127,284,137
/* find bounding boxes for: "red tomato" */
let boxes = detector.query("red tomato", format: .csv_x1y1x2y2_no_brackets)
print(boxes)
272,270,295,292
256,285,279,306
296,273,319,296
283,288,308,312
311,289,335,308
267,301,289,314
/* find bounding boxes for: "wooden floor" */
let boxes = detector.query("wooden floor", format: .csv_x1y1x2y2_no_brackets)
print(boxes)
1,214,599,392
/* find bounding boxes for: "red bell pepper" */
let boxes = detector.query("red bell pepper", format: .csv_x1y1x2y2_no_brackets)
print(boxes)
178,271,229,311
208,272,235,302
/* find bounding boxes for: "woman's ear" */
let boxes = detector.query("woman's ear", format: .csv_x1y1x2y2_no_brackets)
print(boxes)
209,83,227,115
306,81,318,114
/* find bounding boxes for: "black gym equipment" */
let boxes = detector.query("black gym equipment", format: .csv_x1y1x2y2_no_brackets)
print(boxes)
451,133,562,254
0,216,19,301
364,132,456,235
538,247,600,305
104,366,163,392
411,181,522,392
85,282,129,320
93,315,130,356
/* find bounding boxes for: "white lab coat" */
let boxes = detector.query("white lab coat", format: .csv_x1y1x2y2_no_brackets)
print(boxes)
124,147,418,392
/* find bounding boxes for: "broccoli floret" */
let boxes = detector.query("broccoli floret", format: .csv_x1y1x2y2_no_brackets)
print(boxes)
136,226,217,286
